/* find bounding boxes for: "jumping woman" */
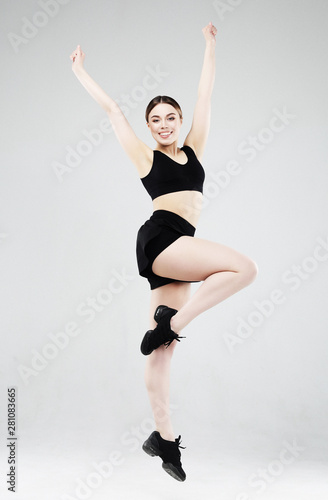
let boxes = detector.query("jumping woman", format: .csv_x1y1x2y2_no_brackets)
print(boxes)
70,22,258,482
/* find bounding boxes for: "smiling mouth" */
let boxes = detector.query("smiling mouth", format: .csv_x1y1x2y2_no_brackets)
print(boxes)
159,132,172,138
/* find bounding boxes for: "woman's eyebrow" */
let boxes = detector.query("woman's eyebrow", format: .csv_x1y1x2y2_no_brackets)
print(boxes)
150,113,176,119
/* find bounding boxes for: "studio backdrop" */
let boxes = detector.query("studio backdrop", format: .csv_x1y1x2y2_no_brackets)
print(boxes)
1,1,328,499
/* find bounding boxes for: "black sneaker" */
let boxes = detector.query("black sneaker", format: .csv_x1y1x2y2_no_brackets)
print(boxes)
140,305,184,356
142,431,186,482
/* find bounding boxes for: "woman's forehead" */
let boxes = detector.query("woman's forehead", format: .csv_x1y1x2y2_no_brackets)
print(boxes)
149,103,178,117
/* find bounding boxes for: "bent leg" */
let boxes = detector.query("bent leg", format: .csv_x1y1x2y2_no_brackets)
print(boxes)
152,236,258,332
144,281,191,441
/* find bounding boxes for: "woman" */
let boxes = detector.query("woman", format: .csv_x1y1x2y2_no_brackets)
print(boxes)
70,22,258,482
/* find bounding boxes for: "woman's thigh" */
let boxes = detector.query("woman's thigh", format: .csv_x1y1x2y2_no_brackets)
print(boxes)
152,236,257,282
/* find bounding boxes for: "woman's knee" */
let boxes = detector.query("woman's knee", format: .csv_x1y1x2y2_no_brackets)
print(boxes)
240,257,258,286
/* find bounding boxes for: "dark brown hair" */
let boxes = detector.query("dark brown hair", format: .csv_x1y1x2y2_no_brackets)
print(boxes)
145,95,183,123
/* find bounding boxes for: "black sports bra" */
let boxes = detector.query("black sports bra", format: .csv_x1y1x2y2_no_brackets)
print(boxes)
140,145,205,201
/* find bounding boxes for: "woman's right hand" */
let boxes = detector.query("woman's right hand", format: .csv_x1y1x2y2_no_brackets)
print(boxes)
70,45,85,73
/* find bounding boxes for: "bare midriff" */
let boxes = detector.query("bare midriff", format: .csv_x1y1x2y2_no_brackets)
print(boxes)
152,190,203,228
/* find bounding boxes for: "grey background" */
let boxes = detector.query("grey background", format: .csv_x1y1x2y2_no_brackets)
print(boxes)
1,0,328,499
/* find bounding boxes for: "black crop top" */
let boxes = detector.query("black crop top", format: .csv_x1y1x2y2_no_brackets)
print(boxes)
140,145,205,201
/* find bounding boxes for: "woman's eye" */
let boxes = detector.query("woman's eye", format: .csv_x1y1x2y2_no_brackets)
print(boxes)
168,117,175,121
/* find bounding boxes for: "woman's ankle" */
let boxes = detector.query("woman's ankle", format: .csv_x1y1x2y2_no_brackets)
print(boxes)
170,310,187,333
157,429,175,442
170,314,180,333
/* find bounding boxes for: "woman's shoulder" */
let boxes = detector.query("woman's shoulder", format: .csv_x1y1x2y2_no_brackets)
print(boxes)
182,142,201,161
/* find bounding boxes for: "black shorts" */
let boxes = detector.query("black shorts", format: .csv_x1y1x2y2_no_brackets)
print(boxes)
136,209,199,290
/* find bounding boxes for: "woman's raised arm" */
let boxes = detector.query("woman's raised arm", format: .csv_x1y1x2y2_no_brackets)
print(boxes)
184,22,217,161
69,45,152,176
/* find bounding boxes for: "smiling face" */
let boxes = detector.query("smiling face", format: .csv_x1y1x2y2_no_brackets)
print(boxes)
147,103,183,146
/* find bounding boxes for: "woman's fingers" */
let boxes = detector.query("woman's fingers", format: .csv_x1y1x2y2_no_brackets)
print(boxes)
70,47,78,62
207,21,217,35
69,45,84,63
202,22,217,42
211,23,218,36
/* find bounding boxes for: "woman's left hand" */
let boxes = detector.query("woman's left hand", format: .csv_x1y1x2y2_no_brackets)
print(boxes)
202,22,217,45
